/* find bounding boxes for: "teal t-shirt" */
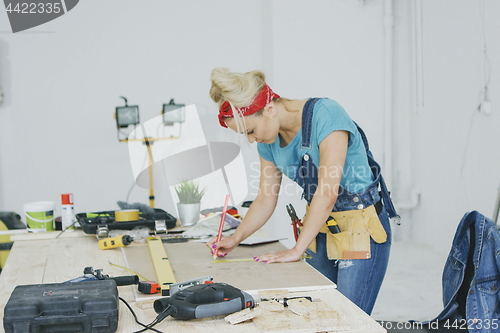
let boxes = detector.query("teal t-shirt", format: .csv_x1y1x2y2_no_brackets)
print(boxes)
257,98,374,194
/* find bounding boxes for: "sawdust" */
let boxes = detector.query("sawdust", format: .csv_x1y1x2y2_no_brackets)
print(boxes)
253,298,350,332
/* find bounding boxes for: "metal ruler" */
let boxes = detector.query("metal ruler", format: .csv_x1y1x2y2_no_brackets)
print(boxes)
213,254,313,263
147,236,176,296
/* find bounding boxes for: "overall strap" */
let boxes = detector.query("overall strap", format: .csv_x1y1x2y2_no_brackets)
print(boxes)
353,121,374,160
301,98,322,151
353,122,399,219
296,98,322,203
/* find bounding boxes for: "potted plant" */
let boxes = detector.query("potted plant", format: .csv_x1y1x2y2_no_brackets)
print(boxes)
175,180,205,226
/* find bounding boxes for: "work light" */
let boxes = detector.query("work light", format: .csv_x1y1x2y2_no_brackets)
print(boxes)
115,105,140,128
162,99,185,125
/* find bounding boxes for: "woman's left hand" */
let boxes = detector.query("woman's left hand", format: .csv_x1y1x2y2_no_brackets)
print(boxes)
254,247,304,263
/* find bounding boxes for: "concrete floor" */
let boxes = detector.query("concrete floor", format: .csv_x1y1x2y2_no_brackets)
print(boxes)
371,240,450,322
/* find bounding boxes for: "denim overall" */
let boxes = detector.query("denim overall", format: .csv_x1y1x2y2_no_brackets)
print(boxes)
297,98,396,315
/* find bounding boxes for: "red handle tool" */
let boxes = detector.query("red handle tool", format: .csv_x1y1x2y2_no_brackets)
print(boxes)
286,204,302,242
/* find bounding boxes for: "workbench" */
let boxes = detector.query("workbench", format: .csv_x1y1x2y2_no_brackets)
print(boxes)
0,231,386,332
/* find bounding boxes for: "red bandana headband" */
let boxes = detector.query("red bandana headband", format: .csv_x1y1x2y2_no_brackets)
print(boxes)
218,84,280,128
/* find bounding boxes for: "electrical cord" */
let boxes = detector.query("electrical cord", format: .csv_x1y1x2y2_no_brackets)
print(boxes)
479,0,491,89
119,297,163,333
478,0,491,113
134,304,175,333
119,297,174,333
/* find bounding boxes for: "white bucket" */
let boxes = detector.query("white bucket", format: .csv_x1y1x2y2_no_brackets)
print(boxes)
23,201,55,232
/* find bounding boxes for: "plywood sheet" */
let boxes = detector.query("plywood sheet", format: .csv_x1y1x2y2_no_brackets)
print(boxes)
122,241,335,295
0,236,385,333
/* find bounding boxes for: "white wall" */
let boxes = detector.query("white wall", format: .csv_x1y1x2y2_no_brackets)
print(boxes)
407,0,500,253
0,0,267,217
261,0,389,247
0,0,499,257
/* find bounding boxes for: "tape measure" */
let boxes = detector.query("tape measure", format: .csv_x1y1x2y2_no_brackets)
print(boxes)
108,261,149,282
326,216,341,234
212,254,313,263
98,235,133,250
212,258,256,263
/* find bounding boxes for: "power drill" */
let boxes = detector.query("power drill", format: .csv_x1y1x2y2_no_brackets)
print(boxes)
153,282,254,320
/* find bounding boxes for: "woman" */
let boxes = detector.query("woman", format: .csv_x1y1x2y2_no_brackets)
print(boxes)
206,68,398,315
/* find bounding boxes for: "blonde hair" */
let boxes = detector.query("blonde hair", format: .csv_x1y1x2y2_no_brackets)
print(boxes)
210,68,267,139
210,68,266,109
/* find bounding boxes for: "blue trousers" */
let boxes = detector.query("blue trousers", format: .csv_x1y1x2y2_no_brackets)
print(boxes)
306,206,392,315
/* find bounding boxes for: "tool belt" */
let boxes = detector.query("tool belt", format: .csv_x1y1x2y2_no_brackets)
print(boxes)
303,203,387,260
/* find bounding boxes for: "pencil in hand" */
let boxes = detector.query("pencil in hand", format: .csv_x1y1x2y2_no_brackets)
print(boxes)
213,194,230,260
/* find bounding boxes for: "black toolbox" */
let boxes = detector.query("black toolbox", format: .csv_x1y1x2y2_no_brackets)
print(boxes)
76,208,176,235
3,280,119,333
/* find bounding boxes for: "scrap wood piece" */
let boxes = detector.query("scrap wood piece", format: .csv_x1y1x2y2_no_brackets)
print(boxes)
224,307,261,325
258,289,290,301
259,300,284,312
287,297,316,316
309,303,350,331
309,308,338,322
254,300,350,332
253,311,309,332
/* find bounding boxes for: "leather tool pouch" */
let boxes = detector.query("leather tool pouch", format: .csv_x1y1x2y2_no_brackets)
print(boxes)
304,204,387,260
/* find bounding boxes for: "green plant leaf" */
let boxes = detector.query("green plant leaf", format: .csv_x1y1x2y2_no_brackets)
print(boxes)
175,180,206,204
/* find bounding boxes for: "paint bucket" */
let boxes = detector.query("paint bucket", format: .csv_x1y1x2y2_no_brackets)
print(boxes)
23,201,55,232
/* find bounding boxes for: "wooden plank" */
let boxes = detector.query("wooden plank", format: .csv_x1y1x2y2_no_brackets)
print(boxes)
42,236,128,283
250,289,384,333
123,241,335,296
10,230,94,241
137,289,385,333
167,241,335,291
119,241,384,332
225,307,262,325
0,237,144,333
0,240,51,321
0,236,385,333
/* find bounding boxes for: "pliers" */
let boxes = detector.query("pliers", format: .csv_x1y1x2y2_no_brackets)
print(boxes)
286,204,302,242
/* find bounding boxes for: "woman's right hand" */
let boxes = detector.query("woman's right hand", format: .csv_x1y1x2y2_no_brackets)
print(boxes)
206,235,240,257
